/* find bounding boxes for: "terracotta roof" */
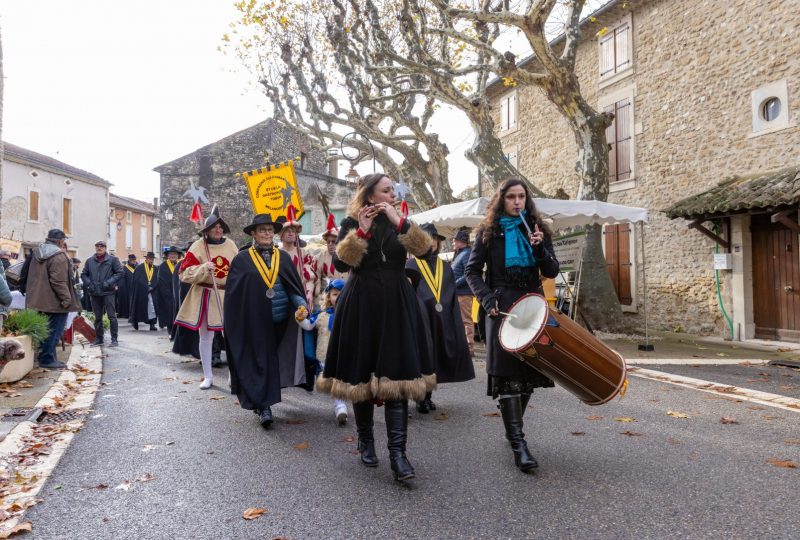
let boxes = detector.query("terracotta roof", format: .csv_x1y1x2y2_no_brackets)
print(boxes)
2,141,112,187
664,166,800,219
109,193,157,214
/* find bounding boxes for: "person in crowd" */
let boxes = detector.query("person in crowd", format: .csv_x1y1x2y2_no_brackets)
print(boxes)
23,229,81,369
0,249,12,271
81,240,124,347
309,214,349,305
116,254,137,320
450,228,475,356
155,246,182,331
317,173,434,482
0,255,13,327
174,206,238,389
405,223,474,414
128,251,159,332
278,205,316,307
465,178,559,474
225,213,311,429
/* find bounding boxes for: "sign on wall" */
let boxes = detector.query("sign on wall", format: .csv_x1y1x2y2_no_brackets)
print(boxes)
0,238,22,261
552,231,586,272
240,159,304,221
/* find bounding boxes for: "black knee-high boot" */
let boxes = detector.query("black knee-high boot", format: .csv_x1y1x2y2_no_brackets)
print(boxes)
353,401,378,467
498,396,538,473
385,400,415,481
520,393,531,415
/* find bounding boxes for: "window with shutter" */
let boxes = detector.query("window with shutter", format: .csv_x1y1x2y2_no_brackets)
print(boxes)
499,91,518,133
63,198,72,234
140,227,147,250
126,225,133,248
28,190,40,222
598,17,633,81
605,98,633,183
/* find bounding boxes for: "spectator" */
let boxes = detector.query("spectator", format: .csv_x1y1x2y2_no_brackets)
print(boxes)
450,228,475,355
81,240,124,347
0,258,13,327
24,229,81,369
0,249,12,271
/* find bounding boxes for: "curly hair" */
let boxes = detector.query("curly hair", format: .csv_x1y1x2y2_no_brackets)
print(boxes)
480,178,551,244
346,173,391,218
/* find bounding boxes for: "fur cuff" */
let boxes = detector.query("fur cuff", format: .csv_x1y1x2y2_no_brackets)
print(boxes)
398,223,432,257
335,229,368,268
317,372,437,403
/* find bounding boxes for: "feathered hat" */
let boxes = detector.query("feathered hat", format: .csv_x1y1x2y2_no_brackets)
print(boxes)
282,203,302,232
322,213,338,240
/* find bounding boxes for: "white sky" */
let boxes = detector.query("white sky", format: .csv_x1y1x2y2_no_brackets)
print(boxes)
1,0,483,203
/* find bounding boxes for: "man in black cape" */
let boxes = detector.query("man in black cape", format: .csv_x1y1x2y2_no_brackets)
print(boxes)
225,213,310,429
128,251,158,331
116,254,137,319
154,246,182,330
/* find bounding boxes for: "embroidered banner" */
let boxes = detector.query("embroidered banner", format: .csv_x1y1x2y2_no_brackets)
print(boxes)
240,159,304,221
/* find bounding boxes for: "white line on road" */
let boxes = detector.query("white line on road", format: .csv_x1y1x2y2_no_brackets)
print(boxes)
628,367,800,413
626,358,770,366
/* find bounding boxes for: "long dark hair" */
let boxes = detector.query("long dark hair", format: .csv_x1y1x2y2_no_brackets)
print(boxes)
480,178,550,244
347,173,390,218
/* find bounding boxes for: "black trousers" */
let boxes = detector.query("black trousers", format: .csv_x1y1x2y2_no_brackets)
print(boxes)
90,295,118,342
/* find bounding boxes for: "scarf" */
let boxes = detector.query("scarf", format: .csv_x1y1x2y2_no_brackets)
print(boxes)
499,210,535,269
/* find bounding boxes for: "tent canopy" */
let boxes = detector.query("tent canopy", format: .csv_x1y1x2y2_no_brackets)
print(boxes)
409,197,648,237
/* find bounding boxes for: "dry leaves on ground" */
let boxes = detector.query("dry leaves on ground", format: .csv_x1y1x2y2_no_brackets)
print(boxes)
285,419,305,425
209,396,225,401
0,521,32,538
766,458,797,469
620,431,644,436
613,417,636,423
293,442,309,451
667,411,690,419
667,438,683,445
482,412,501,417
434,412,449,421
571,432,586,436
114,480,132,491
720,416,739,424
135,473,155,483
747,405,767,411
586,415,603,421
785,438,800,446
242,507,268,520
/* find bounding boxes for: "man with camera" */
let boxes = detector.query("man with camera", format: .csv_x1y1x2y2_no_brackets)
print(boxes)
81,240,124,347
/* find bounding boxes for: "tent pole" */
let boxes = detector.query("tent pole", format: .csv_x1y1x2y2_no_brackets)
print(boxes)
638,221,654,351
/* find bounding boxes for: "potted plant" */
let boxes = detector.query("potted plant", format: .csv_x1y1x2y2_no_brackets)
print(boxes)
1,309,50,382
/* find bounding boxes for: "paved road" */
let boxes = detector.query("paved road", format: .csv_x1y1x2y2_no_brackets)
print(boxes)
27,325,800,539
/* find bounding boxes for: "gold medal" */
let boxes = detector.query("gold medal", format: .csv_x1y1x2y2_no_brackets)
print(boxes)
416,257,443,313
248,246,280,299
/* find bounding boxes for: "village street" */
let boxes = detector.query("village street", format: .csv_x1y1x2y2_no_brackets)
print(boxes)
21,324,800,540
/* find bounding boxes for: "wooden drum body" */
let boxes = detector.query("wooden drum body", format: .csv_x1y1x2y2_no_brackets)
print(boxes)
499,294,627,406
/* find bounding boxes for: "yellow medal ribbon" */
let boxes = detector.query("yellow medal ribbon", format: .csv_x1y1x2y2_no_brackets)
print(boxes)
166,260,175,273
416,256,443,306
144,263,154,283
248,246,280,291
126,264,135,273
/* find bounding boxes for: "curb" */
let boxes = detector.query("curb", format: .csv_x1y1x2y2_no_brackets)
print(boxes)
0,343,104,536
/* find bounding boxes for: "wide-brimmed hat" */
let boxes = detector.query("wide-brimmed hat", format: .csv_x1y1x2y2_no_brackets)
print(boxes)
199,205,231,236
420,223,445,241
145,251,156,259
163,245,182,255
128,254,138,261
453,229,471,244
322,213,339,240
243,213,284,235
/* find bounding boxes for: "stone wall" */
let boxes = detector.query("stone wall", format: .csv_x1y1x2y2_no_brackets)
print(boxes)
156,119,355,247
490,0,800,335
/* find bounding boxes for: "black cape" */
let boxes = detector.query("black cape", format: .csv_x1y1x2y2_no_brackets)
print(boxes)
115,263,136,319
406,253,475,384
128,263,158,324
154,261,180,329
224,247,307,410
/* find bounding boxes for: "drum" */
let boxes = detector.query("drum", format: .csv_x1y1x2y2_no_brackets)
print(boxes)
499,293,627,406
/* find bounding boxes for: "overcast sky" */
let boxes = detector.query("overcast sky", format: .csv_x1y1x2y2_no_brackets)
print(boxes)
1,0,484,204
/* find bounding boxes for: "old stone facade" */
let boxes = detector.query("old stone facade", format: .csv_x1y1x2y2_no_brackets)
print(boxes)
488,0,800,340
154,119,355,247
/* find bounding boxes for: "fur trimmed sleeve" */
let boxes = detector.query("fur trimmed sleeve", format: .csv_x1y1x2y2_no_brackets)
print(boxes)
398,223,432,258
334,229,368,270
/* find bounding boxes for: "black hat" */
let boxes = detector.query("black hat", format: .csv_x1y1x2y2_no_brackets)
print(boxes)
199,205,231,236
163,246,182,255
128,254,138,260
420,223,445,241
454,229,471,244
145,251,156,259
47,229,67,241
243,213,284,235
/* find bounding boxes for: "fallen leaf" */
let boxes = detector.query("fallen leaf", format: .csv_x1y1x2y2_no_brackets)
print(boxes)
53,485,62,490
747,405,767,411
613,417,636,423
434,412,449,421
586,415,604,421
777,347,797,352
340,435,355,443
181,381,192,385
209,396,225,401
242,507,268,520
136,473,155,483
762,415,779,421
14,381,33,389
0,521,32,538
95,483,109,489
285,419,305,425
141,444,157,452
716,352,728,357
114,480,132,491
667,411,690,419
720,416,739,424
165,441,176,446
482,412,501,417
746,379,770,383
784,438,800,446
766,458,797,469
620,431,644,436
293,442,310,451
666,438,683,445
571,432,586,436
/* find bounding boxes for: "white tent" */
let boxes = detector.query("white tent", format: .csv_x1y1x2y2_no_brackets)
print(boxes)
409,197,653,348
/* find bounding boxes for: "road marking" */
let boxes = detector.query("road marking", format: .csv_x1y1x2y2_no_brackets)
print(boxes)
628,367,800,413
626,358,770,366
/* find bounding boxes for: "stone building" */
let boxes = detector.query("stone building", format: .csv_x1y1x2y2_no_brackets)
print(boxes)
487,0,799,341
108,193,158,262
1,141,111,261
154,119,355,247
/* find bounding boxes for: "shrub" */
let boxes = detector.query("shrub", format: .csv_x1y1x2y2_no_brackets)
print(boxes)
3,309,51,347
83,311,110,330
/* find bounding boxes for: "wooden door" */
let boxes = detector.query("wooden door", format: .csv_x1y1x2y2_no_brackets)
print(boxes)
752,214,800,341
604,224,633,306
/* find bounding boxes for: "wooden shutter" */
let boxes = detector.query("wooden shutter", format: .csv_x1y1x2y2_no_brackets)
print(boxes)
606,98,632,183
604,224,633,305
509,92,517,129
29,191,39,221
501,98,509,131
63,198,72,234
615,24,630,71
599,33,615,76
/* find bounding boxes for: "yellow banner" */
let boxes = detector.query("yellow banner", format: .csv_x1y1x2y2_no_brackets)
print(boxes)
240,160,304,221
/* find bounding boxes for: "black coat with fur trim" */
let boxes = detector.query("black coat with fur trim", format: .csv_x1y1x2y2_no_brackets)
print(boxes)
318,215,436,403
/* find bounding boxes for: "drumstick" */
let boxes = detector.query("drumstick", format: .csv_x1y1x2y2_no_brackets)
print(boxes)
499,311,518,319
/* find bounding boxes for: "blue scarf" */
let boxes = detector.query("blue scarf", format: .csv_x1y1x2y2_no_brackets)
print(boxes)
499,210,535,269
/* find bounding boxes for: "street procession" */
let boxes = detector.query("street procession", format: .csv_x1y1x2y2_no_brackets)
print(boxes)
0,0,798,538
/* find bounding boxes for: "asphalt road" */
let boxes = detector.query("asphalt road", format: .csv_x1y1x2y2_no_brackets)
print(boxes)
26,324,800,539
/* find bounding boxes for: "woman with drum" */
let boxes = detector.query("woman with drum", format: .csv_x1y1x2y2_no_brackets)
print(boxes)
465,178,559,474
317,173,435,482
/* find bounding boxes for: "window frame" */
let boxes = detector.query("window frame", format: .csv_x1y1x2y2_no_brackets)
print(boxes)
62,197,73,235
598,84,637,192
598,13,634,89
27,188,41,223
749,79,794,137
126,210,133,224
504,144,519,168
499,89,518,136
601,223,638,313
141,213,147,226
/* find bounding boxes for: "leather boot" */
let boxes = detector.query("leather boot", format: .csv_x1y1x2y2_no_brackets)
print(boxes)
520,393,531,416
498,396,538,473
353,401,378,467
385,400,415,481
258,407,273,429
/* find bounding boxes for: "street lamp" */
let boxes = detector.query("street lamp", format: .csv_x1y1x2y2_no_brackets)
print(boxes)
345,166,360,184
340,131,376,185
